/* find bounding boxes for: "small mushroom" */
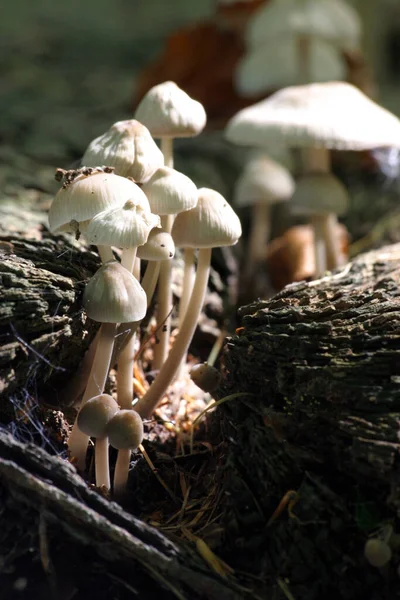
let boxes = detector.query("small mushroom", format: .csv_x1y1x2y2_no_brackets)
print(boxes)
190,363,222,393
77,394,119,489
106,409,144,496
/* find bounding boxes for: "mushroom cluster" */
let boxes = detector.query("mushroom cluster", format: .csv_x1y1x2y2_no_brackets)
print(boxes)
48,81,241,496
226,81,400,277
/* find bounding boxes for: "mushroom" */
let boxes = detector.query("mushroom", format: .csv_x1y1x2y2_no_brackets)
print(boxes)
246,0,362,52
135,188,241,418
190,363,222,393
134,81,206,168
106,409,144,496
82,119,164,183
68,261,147,471
77,394,119,489
141,166,198,369
226,81,400,275
236,37,345,95
234,153,294,279
48,170,140,263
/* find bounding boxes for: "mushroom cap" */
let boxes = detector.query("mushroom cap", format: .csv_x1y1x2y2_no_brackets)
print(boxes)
234,153,295,207
291,173,349,216
364,538,392,568
83,261,147,323
142,166,198,215
77,394,119,439
48,172,139,233
190,363,222,393
226,82,400,151
82,120,164,183
137,227,175,261
134,81,207,138
107,409,144,450
85,195,160,249
246,0,362,51
235,38,345,97
171,188,242,248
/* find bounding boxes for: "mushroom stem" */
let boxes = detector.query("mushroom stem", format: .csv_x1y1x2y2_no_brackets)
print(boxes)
176,247,196,378
135,247,211,418
95,437,111,489
161,137,174,168
302,147,330,173
245,202,271,278
322,213,345,269
68,322,116,471
153,214,174,370
113,448,131,497
121,248,137,273
297,34,311,84
179,248,196,325
141,261,160,305
311,215,327,276
97,245,114,263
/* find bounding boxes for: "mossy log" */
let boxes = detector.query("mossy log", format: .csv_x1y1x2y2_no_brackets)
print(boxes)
216,244,400,599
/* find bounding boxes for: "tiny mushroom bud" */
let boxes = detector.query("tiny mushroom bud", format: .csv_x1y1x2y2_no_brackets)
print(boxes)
364,538,392,568
77,394,120,490
190,363,222,393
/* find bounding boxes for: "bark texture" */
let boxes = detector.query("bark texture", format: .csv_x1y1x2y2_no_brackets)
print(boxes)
216,244,400,599
0,199,100,408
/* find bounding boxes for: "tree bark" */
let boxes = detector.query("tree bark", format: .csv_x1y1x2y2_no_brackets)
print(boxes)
0,198,100,408
216,243,400,599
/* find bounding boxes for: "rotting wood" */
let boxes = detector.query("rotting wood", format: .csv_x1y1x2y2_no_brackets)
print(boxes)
215,244,400,599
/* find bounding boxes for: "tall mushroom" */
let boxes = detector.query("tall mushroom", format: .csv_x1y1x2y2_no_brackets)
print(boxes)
134,188,241,418
226,81,400,275
141,165,198,369
234,153,294,279
134,81,206,169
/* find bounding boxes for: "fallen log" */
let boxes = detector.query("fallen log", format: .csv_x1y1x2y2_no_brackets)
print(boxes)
216,244,400,599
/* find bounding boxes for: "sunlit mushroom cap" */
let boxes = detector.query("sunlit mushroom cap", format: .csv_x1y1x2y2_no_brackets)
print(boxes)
172,188,242,248
234,153,295,207
137,228,175,261
235,38,344,97
246,0,361,51
107,410,144,450
85,195,160,249
134,81,207,138
190,363,222,393
142,166,198,215
83,261,147,323
48,172,139,233
226,82,400,151
82,120,164,183
77,394,119,439
291,173,349,216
